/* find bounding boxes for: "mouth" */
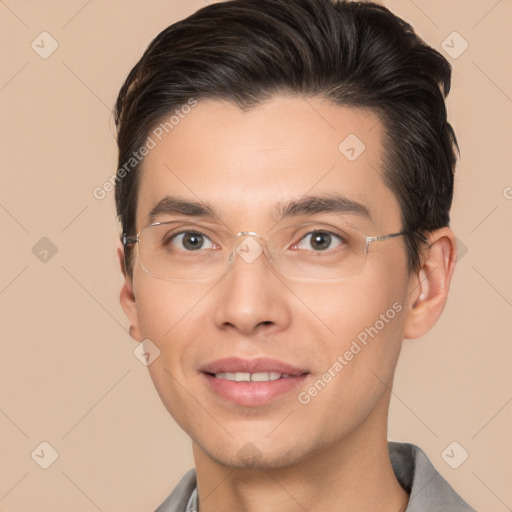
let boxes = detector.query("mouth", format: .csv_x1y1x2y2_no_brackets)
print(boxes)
209,371,296,382
199,357,310,406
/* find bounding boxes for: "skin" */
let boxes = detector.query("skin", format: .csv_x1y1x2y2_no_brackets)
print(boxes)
118,95,457,512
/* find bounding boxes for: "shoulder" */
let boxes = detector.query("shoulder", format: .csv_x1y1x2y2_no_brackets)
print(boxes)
389,441,478,512
154,468,197,512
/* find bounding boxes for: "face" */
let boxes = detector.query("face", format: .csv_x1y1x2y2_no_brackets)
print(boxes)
121,95,418,470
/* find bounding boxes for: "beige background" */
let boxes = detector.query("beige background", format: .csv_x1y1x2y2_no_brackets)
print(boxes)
1,0,511,510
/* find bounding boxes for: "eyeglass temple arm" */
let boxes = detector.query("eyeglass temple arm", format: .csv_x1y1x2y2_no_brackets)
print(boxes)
122,234,138,246
365,230,407,250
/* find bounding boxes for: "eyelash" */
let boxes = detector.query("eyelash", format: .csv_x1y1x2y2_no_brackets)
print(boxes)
164,228,347,252
291,231,345,251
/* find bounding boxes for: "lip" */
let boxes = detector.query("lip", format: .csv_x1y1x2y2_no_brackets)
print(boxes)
200,357,310,407
200,357,308,376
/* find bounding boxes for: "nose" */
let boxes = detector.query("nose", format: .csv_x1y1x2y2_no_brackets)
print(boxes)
212,236,292,336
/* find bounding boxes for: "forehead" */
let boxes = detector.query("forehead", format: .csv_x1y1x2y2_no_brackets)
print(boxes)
135,95,401,232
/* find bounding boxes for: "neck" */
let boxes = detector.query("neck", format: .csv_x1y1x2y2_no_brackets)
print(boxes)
192,392,409,512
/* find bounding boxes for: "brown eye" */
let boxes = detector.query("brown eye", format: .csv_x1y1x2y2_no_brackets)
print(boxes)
310,232,332,251
295,231,343,251
170,232,215,251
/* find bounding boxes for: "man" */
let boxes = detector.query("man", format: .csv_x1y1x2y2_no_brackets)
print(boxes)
114,0,477,510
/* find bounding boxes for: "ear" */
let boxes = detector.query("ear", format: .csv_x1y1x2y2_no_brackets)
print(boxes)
403,227,457,339
117,240,142,342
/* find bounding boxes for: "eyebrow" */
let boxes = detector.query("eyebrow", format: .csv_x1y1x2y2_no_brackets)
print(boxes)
147,195,216,224
276,194,371,221
146,193,371,225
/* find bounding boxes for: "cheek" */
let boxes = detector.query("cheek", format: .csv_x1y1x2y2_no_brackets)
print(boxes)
294,273,407,345
135,278,207,338
295,273,408,397
134,279,214,387
292,282,406,434
134,280,212,424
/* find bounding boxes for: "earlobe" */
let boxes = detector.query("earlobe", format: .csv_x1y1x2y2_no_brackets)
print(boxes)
403,228,457,340
116,241,142,342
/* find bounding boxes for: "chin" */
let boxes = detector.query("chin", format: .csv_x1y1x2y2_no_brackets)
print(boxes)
197,436,312,470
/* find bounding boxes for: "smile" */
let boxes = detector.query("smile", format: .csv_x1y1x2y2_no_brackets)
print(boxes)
199,357,310,406
212,371,293,381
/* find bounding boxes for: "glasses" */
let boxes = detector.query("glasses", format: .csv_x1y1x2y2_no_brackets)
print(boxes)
122,219,406,282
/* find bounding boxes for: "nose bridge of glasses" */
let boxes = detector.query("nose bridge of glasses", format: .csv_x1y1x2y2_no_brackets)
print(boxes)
233,231,268,265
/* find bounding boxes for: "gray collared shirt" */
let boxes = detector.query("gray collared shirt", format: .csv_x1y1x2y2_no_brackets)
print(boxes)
155,442,477,511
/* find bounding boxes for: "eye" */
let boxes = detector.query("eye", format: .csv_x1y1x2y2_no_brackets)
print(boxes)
168,231,216,251
292,230,344,251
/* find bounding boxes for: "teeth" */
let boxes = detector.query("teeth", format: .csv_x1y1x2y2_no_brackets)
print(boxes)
214,371,284,381
253,371,282,381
